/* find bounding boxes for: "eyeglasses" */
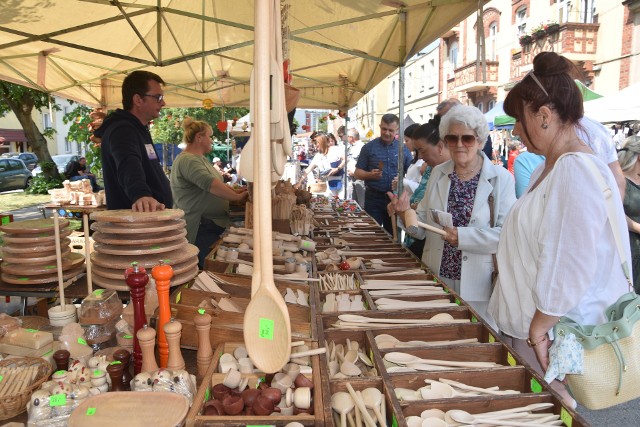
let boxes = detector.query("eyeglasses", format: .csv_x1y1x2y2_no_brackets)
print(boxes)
142,93,165,102
444,134,477,146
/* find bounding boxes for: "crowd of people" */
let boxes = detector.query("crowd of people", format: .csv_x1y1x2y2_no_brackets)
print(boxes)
91,53,637,408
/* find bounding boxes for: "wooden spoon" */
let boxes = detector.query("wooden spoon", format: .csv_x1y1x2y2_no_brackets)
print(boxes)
243,0,291,374
385,352,498,368
361,388,387,427
404,209,447,236
331,392,354,427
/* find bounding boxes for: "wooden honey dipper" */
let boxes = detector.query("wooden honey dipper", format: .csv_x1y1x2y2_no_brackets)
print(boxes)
152,260,174,368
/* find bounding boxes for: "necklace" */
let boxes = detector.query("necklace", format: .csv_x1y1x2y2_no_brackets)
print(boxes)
455,156,482,180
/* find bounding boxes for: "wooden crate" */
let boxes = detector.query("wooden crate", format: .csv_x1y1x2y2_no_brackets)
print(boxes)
185,342,324,427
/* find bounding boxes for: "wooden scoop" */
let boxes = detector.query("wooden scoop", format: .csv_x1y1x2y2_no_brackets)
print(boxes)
404,209,447,236
243,0,291,374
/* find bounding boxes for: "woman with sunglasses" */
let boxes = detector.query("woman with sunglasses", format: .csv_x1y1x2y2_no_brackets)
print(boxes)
488,52,630,408
399,104,516,324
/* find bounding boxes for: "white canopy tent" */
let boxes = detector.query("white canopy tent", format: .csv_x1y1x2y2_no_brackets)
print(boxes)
0,0,484,110
584,83,640,124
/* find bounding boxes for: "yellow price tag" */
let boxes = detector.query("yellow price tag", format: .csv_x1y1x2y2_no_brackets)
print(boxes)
176,291,181,303
488,334,496,343
507,352,517,366
560,407,573,427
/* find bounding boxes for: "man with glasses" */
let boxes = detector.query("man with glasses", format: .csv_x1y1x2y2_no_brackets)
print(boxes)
96,70,172,212
354,114,412,233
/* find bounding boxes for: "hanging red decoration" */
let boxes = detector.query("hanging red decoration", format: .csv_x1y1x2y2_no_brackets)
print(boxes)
216,120,228,132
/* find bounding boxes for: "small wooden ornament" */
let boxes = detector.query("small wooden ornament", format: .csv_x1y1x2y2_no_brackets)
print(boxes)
164,318,185,371
193,310,213,377
137,324,159,374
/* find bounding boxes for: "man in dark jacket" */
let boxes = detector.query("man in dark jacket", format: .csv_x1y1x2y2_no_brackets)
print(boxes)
94,70,172,212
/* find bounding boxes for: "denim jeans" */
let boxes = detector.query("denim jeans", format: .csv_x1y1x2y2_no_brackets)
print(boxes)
195,219,226,269
364,189,393,235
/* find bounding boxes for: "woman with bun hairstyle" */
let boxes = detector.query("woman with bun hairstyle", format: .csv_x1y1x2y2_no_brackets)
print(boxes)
488,52,630,407
171,119,248,268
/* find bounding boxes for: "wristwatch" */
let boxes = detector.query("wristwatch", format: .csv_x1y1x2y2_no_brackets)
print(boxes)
526,335,548,347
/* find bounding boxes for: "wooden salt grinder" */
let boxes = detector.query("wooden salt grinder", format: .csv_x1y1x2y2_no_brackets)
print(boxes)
113,348,133,391
52,349,70,373
152,260,174,368
106,361,125,392
194,310,213,377
125,261,148,375
137,324,159,373
164,318,185,371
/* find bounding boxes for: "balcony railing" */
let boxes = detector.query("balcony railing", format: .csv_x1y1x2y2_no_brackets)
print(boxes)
447,61,499,94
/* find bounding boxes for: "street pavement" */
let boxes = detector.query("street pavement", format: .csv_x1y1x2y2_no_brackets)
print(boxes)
2,204,640,425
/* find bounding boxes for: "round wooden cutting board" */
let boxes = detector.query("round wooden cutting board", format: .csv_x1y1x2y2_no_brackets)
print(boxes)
90,244,198,270
1,265,85,285
93,238,188,255
90,208,184,223
1,238,71,254
0,227,72,243
92,228,187,245
92,265,199,291
0,218,70,234
0,252,85,276
90,219,186,234
90,257,198,280
2,247,71,264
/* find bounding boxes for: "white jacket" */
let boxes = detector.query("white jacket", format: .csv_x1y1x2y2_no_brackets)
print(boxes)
412,152,516,302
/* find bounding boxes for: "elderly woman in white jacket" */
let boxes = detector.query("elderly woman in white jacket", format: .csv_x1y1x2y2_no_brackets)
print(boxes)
399,105,516,323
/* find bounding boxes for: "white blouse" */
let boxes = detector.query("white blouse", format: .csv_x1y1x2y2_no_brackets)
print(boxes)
488,153,630,339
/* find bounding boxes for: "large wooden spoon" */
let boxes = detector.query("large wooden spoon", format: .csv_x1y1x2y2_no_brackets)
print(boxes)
243,0,291,374
404,209,447,236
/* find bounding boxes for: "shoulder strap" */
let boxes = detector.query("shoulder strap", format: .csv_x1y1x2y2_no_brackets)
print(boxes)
577,153,633,291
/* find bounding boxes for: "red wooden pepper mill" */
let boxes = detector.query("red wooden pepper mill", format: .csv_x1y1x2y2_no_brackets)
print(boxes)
152,260,174,368
125,262,148,375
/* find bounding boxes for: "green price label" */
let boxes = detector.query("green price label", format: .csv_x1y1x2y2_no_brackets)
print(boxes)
507,352,517,366
163,259,171,263
93,289,105,296
25,329,38,333
560,407,573,427
77,338,87,346
43,350,53,356
246,425,274,427
0,375,3,382
45,265,56,269
369,349,374,364
123,335,133,339
443,287,449,293
258,318,274,340
256,377,265,389
392,414,399,427
110,361,122,365
54,370,66,376
204,388,210,401
198,308,206,315
1,216,9,224
86,407,96,415
49,393,67,407
455,298,461,306
150,245,161,250
18,277,29,281
176,292,182,303
530,378,542,393
93,370,103,376
471,315,478,323
488,334,496,343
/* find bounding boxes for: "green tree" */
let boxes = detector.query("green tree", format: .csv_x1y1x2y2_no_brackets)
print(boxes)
63,105,102,176
0,81,59,179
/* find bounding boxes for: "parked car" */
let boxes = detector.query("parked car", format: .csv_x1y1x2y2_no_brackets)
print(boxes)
0,158,32,192
0,152,38,170
32,154,80,176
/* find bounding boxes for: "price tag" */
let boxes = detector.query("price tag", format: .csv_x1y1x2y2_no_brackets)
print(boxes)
256,377,265,388
0,375,3,382
86,407,96,415
93,370,103,376
123,335,133,339
110,361,122,365
93,289,105,297
45,265,56,269
530,378,542,393
560,407,573,427
507,352,517,366
455,298,461,306
369,349,374,363
78,338,87,346
150,245,161,250
198,309,206,315
43,350,53,356
471,315,478,323
50,393,67,407
246,425,274,427
25,329,38,333
392,414,399,427
443,287,450,293
176,292,182,303
54,370,66,376
1,216,9,225
258,318,274,340
18,277,29,281
488,334,496,343
204,388,210,401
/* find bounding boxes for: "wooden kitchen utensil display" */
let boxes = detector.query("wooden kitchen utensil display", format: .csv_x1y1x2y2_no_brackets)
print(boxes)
243,0,292,374
125,262,148,375
152,261,174,368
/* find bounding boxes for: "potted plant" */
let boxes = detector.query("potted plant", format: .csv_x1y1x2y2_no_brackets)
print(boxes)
531,25,546,40
519,34,533,46
544,21,560,35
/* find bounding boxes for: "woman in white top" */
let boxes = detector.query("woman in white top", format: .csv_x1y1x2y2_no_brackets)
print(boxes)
403,123,424,194
297,133,345,197
488,52,630,407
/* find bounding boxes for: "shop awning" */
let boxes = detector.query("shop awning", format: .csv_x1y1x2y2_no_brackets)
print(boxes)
0,129,28,143
0,0,483,110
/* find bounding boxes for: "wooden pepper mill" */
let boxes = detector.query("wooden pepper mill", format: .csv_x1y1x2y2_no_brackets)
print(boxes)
152,260,174,368
164,318,185,371
193,309,213,377
106,361,126,392
125,261,148,375
52,349,70,373
137,324,159,373
113,348,133,391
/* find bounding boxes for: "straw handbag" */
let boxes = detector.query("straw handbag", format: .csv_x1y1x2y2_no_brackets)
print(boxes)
553,154,640,410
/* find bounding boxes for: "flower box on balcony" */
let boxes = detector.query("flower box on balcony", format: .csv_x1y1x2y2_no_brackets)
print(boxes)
519,34,533,46
545,23,560,35
532,29,546,40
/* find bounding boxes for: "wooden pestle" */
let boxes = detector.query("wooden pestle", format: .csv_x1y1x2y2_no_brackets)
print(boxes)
193,310,213,377
137,324,159,373
125,261,148,375
152,260,174,368
113,349,133,391
164,318,185,371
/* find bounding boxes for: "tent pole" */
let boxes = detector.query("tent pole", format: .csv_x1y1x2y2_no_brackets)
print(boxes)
396,11,407,244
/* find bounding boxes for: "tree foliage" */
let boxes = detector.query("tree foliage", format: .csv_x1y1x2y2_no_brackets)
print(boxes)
0,81,59,179
63,105,102,175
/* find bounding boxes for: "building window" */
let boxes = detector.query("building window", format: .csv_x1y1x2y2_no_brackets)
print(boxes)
420,65,425,92
488,100,496,111
488,22,497,61
476,102,484,113
516,6,527,36
407,71,412,98
448,41,459,78
43,113,51,129
391,80,397,104
428,59,435,89
63,106,69,115
65,138,72,154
